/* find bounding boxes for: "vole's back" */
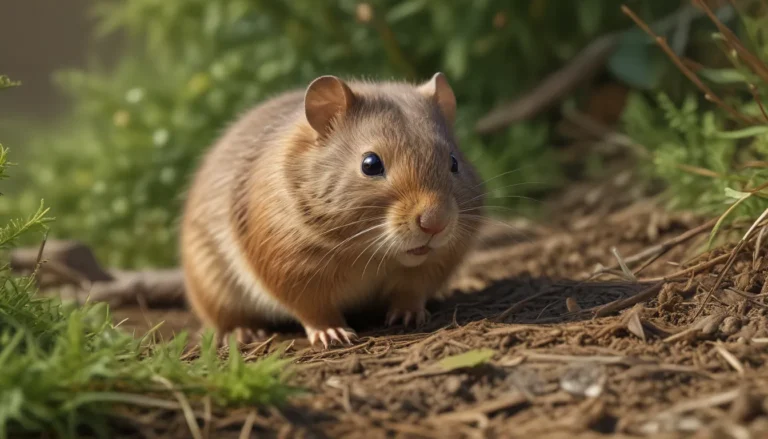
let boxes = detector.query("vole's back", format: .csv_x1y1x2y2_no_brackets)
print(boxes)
180,90,304,330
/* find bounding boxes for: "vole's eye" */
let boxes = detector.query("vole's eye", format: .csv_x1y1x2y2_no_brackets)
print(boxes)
362,153,385,177
450,153,459,173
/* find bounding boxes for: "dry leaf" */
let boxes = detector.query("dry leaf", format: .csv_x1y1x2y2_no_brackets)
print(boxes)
566,296,582,312
694,312,728,335
621,304,646,342
626,311,646,342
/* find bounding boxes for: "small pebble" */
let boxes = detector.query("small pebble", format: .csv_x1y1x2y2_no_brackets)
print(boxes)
721,316,742,336
699,313,727,335
559,363,606,398
443,376,463,394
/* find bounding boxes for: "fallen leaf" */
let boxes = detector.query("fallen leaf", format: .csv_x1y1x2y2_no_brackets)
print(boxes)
625,305,646,342
566,297,581,312
439,349,495,371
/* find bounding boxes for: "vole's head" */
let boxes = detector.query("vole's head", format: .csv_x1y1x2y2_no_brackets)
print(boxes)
286,73,484,267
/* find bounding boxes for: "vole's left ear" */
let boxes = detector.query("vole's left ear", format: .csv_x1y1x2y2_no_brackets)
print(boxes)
304,75,356,137
418,72,456,127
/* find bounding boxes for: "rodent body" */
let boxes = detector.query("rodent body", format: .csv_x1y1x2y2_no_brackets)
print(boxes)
180,73,485,347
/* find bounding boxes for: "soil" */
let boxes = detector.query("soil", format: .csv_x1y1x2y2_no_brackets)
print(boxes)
109,169,768,439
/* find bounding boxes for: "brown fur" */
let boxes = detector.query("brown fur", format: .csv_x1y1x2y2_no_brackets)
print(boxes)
180,74,485,343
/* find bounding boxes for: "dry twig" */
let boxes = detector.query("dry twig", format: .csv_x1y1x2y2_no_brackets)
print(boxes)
622,4,761,125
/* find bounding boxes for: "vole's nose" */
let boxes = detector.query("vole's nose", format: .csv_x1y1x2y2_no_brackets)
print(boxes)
417,209,448,235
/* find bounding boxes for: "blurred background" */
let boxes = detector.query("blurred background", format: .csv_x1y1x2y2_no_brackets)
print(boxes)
1,0,765,270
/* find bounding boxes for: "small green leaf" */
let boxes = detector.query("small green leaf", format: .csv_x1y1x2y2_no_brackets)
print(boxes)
386,0,427,23
608,31,666,90
724,187,750,199
0,75,20,90
697,68,747,84
714,125,768,139
439,348,495,371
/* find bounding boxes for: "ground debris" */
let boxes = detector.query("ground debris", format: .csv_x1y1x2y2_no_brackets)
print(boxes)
96,195,768,437
559,363,607,398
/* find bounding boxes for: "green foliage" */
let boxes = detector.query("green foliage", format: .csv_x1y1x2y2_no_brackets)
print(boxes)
0,181,294,439
0,76,20,90
0,77,52,252
621,3,768,241
0,289,295,438
5,0,675,268
0,82,294,438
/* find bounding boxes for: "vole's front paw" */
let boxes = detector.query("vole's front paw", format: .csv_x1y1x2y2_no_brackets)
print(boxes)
386,307,431,328
204,327,266,348
305,326,357,349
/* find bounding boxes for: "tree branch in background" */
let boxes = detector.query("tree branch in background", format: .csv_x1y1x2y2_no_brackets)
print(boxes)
474,3,706,135
85,268,186,308
11,240,113,283
11,240,187,308
475,34,618,135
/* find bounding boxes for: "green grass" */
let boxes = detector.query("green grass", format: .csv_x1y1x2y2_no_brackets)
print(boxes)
0,294,295,438
0,138,296,438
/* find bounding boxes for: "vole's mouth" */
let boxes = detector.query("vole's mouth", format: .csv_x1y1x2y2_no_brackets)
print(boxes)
406,245,431,256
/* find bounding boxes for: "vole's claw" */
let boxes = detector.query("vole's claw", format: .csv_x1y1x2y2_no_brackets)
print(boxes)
307,327,357,349
418,309,432,326
327,328,342,345
386,310,400,327
340,328,356,345
386,308,430,328
318,331,329,349
212,327,265,348
237,328,257,344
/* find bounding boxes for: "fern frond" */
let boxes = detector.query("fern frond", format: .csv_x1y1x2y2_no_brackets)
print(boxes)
0,201,52,251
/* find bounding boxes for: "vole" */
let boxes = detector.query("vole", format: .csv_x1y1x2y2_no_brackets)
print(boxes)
180,72,485,348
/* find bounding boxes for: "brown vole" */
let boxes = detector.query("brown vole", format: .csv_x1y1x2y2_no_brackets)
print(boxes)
180,73,485,348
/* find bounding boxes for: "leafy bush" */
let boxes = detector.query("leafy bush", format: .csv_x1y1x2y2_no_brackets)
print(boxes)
0,79,294,438
5,0,683,269
621,1,768,239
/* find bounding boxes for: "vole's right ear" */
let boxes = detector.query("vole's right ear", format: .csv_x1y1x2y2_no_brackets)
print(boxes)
304,76,355,136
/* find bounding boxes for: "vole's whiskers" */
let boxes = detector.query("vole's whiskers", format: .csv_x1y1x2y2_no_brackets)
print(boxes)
459,205,517,215
324,204,387,214
376,239,399,275
486,195,543,203
459,182,544,208
351,231,390,268
470,165,536,189
298,223,387,295
317,215,388,238
456,214,536,244
362,233,392,279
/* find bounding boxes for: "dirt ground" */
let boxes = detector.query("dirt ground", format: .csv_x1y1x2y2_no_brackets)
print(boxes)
109,170,768,439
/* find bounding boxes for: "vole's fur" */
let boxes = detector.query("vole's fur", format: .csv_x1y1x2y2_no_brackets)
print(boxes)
180,73,484,347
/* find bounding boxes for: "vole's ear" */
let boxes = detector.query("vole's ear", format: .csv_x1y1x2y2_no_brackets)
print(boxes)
418,72,456,126
304,75,355,136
